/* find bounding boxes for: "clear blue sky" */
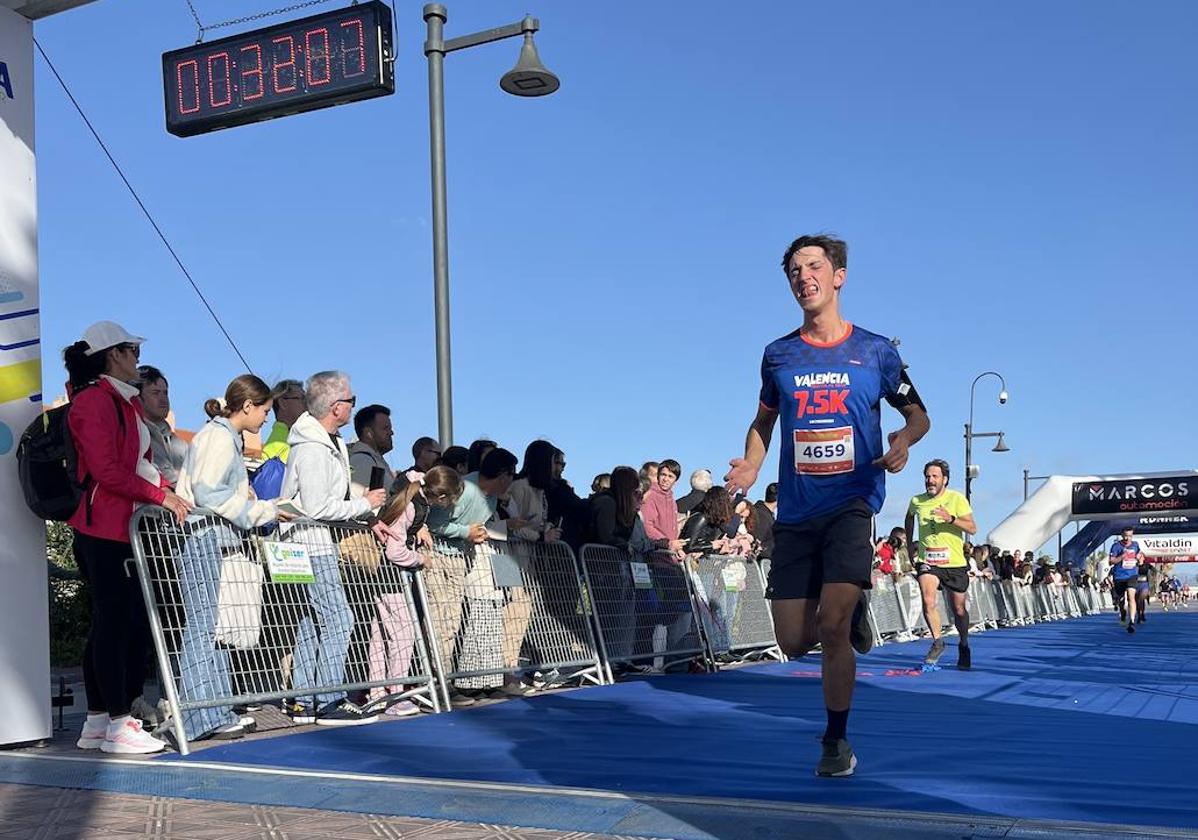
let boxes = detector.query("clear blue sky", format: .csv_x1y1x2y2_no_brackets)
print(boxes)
32,0,1198,554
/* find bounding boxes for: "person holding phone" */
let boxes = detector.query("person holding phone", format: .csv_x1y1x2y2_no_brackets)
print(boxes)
348,404,395,499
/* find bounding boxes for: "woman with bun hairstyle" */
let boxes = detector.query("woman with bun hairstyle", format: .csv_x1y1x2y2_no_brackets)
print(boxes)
67,322,192,756
171,374,288,743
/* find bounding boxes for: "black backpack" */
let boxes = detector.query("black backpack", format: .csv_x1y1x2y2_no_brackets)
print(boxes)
16,385,124,522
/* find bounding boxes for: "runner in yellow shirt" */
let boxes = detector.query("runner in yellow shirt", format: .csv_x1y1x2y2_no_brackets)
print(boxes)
904,459,978,669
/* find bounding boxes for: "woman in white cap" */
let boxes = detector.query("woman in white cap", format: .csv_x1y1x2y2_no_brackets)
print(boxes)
65,321,192,755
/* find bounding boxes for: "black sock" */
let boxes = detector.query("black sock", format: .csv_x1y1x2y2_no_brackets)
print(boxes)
824,708,849,742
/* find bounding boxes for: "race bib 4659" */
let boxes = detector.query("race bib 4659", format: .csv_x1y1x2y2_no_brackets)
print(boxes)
794,427,854,475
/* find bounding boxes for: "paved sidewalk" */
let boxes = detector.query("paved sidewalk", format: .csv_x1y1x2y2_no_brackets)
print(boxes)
0,782,646,840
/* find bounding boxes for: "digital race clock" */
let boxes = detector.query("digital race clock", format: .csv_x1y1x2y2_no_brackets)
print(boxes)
162,1,395,137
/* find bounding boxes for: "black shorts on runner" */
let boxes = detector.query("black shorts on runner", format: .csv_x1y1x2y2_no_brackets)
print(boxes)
916,564,970,594
1113,579,1135,598
766,499,873,600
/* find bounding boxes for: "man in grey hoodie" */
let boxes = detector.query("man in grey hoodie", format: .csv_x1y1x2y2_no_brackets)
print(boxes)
280,371,387,727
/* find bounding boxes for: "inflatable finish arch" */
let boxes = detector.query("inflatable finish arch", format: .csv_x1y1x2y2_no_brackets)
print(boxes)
987,471,1198,555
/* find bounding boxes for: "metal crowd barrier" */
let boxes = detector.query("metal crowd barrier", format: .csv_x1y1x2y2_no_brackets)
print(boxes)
418,537,605,703
130,508,442,756
865,575,1114,643
579,545,711,680
131,503,1123,756
686,554,781,662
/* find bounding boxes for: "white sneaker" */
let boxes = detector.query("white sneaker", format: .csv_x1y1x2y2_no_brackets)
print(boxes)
77,714,109,750
101,716,167,754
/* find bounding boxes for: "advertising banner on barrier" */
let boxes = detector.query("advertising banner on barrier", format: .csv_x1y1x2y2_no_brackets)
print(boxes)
0,4,50,746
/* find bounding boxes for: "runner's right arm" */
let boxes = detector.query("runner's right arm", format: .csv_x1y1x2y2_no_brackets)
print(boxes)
725,402,778,495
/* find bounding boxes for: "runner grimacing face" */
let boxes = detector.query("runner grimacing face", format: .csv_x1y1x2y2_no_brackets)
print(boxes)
788,246,846,314
924,466,947,496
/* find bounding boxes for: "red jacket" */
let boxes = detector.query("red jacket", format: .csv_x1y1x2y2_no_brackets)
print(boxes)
67,378,166,543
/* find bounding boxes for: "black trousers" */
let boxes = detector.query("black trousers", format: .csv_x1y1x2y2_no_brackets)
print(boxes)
73,531,150,718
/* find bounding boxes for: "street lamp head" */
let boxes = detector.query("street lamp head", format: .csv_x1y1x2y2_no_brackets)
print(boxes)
500,33,560,96
992,433,1010,453
998,390,1009,404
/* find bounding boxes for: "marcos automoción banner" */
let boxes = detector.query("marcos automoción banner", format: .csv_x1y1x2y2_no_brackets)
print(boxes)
1072,476,1197,517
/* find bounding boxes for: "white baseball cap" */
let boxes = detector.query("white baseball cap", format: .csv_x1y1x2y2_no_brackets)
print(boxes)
82,321,146,356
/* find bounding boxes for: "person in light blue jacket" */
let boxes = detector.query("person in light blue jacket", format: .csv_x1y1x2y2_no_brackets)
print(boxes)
174,374,284,743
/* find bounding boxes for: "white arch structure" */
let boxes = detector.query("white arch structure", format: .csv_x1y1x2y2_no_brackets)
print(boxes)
0,0,100,747
988,471,1198,552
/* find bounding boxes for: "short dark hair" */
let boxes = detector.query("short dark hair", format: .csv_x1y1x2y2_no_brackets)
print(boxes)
137,365,168,387
781,234,847,274
441,445,469,471
658,459,681,478
479,447,518,480
353,404,390,439
765,482,778,503
924,459,951,481
412,436,439,460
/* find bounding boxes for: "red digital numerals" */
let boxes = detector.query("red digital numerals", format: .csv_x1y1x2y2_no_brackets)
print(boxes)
173,16,368,115
792,389,850,418
341,18,366,77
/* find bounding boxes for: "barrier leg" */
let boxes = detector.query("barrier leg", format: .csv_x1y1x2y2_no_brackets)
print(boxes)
130,533,192,756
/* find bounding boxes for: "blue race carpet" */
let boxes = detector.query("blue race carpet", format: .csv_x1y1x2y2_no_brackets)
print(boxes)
167,610,1198,830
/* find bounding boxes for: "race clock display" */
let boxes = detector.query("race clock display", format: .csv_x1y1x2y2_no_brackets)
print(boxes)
163,1,394,137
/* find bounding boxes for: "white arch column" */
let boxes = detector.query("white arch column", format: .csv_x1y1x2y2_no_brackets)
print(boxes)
0,0,99,747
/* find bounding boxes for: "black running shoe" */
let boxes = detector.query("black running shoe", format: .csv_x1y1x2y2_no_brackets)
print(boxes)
816,738,857,777
1127,622,1136,634
957,644,972,671
850,593,875,655
924,638,945,665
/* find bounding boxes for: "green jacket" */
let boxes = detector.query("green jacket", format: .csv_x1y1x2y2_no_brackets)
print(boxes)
261,420,291,463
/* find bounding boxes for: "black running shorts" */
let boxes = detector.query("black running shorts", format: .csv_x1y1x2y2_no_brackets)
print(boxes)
766,500,874,600
1112,578,1136,598
916,564,971,594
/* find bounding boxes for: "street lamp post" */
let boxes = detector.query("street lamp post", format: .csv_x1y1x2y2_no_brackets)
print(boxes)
423,3,559,446
964,371,1010,503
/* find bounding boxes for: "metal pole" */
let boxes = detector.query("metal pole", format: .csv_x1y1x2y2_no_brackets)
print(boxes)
425,3,454,447
1023,468,1029,501
964,422,973,502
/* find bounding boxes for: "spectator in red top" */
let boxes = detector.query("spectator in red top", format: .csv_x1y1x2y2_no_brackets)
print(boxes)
873,537,895,576
66,322,191,756
640,458,684,555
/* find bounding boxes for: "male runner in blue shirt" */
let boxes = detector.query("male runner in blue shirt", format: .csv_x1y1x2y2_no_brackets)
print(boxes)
1107,527,1143,633
726,234,929,777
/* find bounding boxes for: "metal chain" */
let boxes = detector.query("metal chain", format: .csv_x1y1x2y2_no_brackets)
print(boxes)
183,0,339,42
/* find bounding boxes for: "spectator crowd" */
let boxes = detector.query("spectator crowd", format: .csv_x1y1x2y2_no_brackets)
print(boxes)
53,321,782,754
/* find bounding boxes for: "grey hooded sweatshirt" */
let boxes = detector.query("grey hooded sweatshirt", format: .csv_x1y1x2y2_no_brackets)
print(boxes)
280,411,372,522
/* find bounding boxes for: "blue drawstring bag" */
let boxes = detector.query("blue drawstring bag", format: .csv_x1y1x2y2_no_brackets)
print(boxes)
250,456,286,502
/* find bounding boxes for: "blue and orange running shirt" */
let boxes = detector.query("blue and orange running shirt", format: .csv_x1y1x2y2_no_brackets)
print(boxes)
759,324,917,525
